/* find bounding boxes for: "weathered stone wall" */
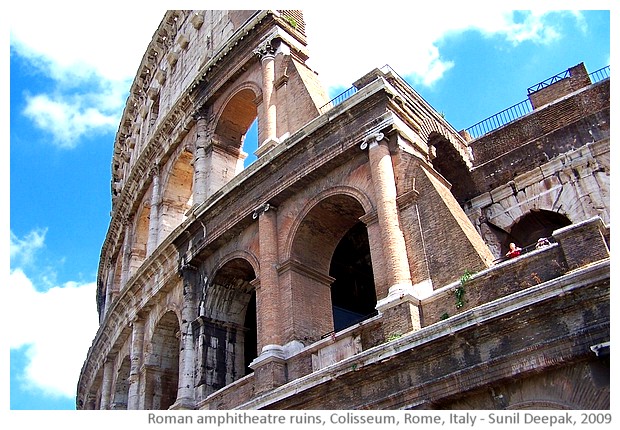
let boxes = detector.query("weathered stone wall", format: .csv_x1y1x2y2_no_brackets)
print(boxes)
528,63,592,109
467,79,609,198
79,9,610,412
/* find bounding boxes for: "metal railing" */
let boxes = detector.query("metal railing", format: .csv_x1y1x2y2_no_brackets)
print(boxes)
527,69,572,95
317,64,609,141
464,65,609,140
589,65,610,83
318,85,358,114
463,99,533,140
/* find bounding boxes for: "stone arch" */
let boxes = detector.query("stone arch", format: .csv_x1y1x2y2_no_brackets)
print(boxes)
111,355,130,409
158,148,194,241
428,131,476,204
210,249,260,283
286,189,376,338
284,186,374,261
199,256,257,393
503,209,571,252
212,83,261,173
143,310,181,410
130,200,150,277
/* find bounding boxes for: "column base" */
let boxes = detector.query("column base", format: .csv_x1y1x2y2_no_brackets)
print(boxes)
249,344,287,394
254,137,280,158
376,283,422,339
169,397,196,410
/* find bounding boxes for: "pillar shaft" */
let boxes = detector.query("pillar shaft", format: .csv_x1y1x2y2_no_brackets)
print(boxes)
99,359,114,410
119,221,132,288
146,168,160,255
260,54,277,145
366,135,412,290
103,264,115,318
193,116,210,206
127,317,144,409
175,264,199,408
256,204,281,350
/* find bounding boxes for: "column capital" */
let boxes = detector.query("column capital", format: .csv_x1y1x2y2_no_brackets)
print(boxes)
193,108,211,122
252,203,277,220
179,261,199,276
360,132,386,150
254,38,279,60
149,163,160,178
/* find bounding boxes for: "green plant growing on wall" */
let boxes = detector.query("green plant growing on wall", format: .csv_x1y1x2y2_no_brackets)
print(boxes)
387,332,402,342
284,15,297,28
455,270,475,309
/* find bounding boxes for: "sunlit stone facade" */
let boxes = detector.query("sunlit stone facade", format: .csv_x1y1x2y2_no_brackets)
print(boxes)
77,10,609,410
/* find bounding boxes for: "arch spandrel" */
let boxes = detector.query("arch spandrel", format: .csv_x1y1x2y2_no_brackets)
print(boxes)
284,186,374,265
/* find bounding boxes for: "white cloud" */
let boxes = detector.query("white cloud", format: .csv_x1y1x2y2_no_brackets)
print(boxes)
9,228,46,267
304,7,583,89
22,92,120,148
10,5,584,144
9,230,99,399
10,5,166,147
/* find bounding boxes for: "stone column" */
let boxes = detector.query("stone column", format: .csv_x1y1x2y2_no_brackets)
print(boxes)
99,358,114,410
103,260,115,318
172,263,200,409
254,41,279,157
361,132,421,335
127,316,145,409
193,114,210,206
146,166,161,255
119,217,133,288
249,203,287,393
254,203,281,349
363,133,413,291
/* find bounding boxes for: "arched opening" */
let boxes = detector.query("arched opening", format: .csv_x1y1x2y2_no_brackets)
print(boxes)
159,149,194,242
429,133,476,204
289,193,376,339
145,311,180,410
130,202,150,276
503,209,571,253
330,221,377,332
244,118,259,167
198,258,257,394
214,88,259,174
111,356,130,409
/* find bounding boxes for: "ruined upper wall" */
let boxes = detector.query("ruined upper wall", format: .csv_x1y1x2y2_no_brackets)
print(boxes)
110,10,307,203
462,78,610,202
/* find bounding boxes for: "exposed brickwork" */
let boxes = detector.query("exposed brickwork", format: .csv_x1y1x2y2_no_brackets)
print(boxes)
528,63,591,109
78,9,610,412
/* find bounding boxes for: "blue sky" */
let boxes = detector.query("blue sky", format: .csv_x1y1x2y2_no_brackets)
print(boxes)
4,1,614,420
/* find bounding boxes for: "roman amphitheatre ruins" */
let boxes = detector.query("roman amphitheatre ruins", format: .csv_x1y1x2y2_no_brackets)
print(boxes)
77,10,610,410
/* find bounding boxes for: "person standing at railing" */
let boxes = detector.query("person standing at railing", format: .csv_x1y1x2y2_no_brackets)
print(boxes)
506,242,522,258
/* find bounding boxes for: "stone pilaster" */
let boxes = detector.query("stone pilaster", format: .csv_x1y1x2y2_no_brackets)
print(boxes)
103,260,115,317
361,132,421,334
99,358,114,410
172,263,200,409
193,114,210,206
250,203,286,393
146,165,161,255
254,40,279,157
119,217,133,289
127,316,145,409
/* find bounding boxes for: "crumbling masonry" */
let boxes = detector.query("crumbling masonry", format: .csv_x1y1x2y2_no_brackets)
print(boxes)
77,10,610,410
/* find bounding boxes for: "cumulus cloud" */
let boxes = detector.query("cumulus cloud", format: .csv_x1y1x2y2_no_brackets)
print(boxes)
10,5,584,145
9,228,46,267
304,7,583,89
22,92,120,148
10,5,165,148
9,230,99,399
